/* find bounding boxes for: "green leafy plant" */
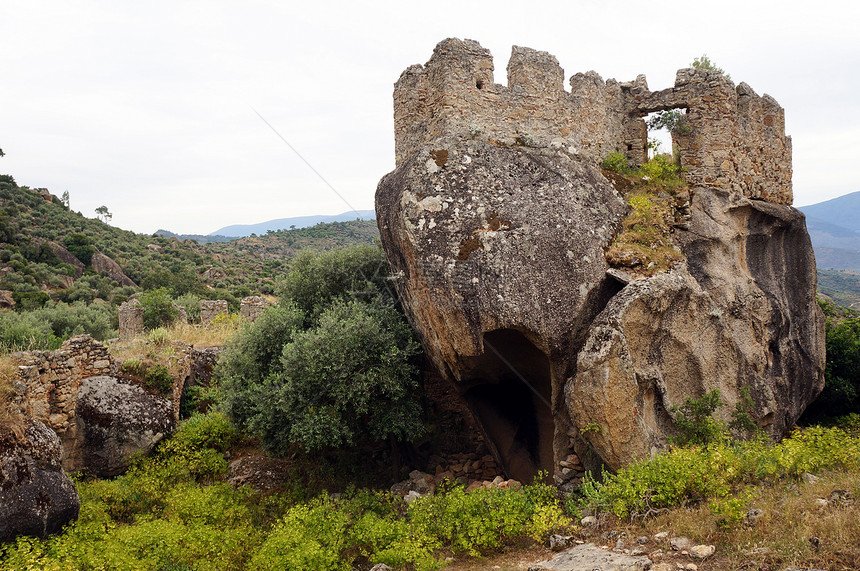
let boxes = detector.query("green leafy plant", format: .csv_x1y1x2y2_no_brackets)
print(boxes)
647,109,691,135
691,54,731,81
670,389,726,446
138,288,179,330
601,151,631,174
143,363,173,395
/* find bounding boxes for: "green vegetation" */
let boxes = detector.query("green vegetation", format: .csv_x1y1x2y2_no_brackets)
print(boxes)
217,245,424,455
0,174,380,354
805,300,860,420
0,412,569,570
817,269,860,310
691,54,731,81
138,287,179,330
647,109,690,135
602,153,687,276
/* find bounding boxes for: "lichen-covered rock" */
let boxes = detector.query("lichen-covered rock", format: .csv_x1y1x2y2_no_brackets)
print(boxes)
75,376,175,477
569,189,825,469
377,140,627,481
378,38,824,480
0,420,80,543
91,251,136,287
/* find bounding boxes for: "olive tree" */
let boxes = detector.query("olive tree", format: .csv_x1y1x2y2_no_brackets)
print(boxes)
216,245,424,455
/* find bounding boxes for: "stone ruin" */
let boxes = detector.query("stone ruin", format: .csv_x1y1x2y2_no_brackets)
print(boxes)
377,39,824,486
118,299,144,339
240,296,267,322
200,299,229,325
394,39,791,204
118,298,188,339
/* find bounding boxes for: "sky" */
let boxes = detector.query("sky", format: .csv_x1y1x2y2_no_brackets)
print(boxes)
1,0,858,235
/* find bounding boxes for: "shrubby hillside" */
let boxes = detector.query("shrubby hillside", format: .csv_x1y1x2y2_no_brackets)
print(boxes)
0,174,379,352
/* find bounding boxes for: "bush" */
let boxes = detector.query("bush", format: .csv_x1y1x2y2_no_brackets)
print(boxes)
143,363,173,394
64,233,95,265
601,152,631,174
670,389,726,446
574,424,860,520
809,316,860,418
279,244,390,321
218,245,424,455
138,287,179,330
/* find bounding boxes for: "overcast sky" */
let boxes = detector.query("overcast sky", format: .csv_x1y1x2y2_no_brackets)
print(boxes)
2,0,858,235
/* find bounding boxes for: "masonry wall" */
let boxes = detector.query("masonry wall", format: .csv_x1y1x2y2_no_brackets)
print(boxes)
14,335,115,467
394,38,792,205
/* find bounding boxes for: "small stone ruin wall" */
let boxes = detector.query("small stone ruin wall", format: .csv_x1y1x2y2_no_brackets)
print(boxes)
200,300,229,325
394,38,792,204
240,296,267,322
10,335,224,470
13,335,115,468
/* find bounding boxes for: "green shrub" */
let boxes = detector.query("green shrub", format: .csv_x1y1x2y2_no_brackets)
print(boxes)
574,424,860,520
11,290,50,310
138,287,178,330
279,244,390,321
64,233,95,265
143,363,173,394
601,151,631,173
670,389,726,446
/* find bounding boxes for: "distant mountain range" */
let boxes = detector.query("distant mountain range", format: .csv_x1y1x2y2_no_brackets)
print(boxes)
799,191,860,273
798,191,860,309
208,210,376,238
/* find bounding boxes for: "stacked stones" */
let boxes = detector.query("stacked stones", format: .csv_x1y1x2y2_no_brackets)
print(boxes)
393,38,792,205
554,452,585,489
426,452,501,483
14,335,114,467
239,296,267,322
117,299,144,339
200,300,229,325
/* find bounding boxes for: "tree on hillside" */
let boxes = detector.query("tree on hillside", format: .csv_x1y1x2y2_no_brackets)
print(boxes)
63,233,95,265
0,148,5,157
216,244,424,457
95,205,112,223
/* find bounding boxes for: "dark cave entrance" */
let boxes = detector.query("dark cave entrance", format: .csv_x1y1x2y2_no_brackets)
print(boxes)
462,329,554,483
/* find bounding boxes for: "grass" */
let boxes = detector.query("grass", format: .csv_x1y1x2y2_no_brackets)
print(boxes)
108,315,243,363
602,153,688,277
0,355,22,426
570,418,860,570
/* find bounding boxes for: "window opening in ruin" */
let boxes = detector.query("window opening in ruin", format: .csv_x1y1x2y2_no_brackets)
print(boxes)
462,329,554,483
644,108,689,163
476,79,484,90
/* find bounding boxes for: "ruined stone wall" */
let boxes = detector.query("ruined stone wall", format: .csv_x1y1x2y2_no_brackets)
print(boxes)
200,300,228,325
240,296,267,322
394,39,627,169
394,38,792,205
118,299,144,339
13,335,115,467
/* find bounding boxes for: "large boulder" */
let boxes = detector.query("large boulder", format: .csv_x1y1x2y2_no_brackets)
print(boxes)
377,141,628,481
570,189,825,469
0,420,80,542
91,251,136,287
75,376,175,477
377,39,825,481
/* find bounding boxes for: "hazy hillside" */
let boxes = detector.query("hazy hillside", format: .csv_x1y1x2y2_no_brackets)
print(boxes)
0,174,379,313
799,192,860,274
799,191,860,233
208,209,376,238
818,268,860,310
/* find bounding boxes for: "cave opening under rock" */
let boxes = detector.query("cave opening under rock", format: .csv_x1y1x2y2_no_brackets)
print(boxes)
462,329,554,483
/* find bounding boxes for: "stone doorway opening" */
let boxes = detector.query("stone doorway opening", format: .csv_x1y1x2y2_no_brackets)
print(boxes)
643,107,690,165
462,329,554,483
